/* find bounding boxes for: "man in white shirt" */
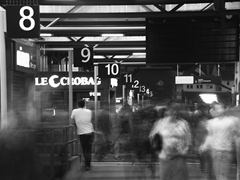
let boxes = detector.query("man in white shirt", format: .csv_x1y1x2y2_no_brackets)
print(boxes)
71,100,94,171
200,102,239,180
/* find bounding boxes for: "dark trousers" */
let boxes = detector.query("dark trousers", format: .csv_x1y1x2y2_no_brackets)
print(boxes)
79,133,94,168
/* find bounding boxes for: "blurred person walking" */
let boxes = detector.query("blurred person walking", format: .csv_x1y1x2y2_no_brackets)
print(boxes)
95,106,112,161
114,101,133,160
71,100,94,171
149,103,192,180
200,102,239,180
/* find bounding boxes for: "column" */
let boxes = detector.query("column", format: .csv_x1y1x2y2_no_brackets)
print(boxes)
68,50,73,122
0,7,7,129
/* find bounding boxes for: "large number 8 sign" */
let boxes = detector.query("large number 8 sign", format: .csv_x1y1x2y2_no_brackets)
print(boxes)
19,6,35,31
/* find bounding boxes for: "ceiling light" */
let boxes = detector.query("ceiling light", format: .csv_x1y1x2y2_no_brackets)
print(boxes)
199,93,218,104
94,55,105,59
114,55,129,59
132,52,146,56
40,33,53,37
101,33,124,37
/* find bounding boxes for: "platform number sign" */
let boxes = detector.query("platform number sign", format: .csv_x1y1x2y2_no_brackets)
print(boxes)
6,6,40,38
74,46,93,69
99,63,120,78
124,74,133,84
132,80,140,89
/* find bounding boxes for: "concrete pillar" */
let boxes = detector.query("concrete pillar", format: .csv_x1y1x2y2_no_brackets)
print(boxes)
0,7,7,129
236,138,240,180
94,65,98,123
122,85,126,103
234,61,240,106
68,50,73,122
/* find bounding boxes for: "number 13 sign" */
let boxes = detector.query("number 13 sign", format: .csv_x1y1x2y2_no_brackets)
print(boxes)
6,6,40,38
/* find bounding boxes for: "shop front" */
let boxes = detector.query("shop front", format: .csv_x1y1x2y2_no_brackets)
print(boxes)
34,72,102,125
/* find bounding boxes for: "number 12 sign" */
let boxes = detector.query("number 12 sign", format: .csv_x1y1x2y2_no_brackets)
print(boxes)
6,6,40,38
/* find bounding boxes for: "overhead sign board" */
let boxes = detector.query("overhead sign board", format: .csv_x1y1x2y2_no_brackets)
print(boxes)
195,76,221,84
175,76,194,84
73,45,93,69
98,63,120,78
35,73,102,90
6,5,40,38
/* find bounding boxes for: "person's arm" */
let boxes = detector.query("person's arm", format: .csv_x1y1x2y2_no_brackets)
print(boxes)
91,110,95,131
70,110,76,127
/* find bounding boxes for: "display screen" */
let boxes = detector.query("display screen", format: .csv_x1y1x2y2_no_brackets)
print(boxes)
146,17,239,64
16,50,30,68
15,41,37,73
175,76,194,84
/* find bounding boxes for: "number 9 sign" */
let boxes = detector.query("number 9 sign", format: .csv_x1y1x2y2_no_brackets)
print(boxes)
73,46,93,68
81,47,91,63
6,5,40,38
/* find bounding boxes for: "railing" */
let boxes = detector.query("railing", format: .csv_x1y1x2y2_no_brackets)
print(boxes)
8,125,80,179
35,125,80,179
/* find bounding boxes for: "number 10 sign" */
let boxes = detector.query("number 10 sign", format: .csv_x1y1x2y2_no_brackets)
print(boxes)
6,5,40,38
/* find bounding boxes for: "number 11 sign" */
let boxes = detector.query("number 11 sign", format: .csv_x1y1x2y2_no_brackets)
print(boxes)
6,5,40,38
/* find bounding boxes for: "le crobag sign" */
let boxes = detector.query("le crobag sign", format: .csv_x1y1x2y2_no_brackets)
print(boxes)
35,74,101,89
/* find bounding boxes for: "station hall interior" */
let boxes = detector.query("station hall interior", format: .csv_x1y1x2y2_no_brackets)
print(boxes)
1,0,240,180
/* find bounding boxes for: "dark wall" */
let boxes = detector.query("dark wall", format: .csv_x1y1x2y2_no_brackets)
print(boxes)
133,68,176,101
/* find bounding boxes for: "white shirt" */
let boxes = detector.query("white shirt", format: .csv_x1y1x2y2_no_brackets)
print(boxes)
71,108,94,135
201,116,239,151
149,116,191,160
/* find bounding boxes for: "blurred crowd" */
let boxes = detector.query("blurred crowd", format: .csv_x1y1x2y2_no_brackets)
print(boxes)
2,100,240,180
95,100,240,180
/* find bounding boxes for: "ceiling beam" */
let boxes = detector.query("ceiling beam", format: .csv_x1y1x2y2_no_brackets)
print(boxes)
38,0,240,5
36,41,145,46
40,10,240,19
201,3,214,11
40,21,145,27
94,58,146,62
40,29,145,36
45,5,82,27
170,3,184,12
154,4,166,12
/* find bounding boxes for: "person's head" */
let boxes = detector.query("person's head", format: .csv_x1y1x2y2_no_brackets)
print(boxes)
165,102,185,120
209,102,225,117
78,100,85,108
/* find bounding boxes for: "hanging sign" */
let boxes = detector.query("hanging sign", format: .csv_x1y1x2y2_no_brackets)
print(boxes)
6,5,40,38
35,75,101,88
73,45,93,69
99,63,120,78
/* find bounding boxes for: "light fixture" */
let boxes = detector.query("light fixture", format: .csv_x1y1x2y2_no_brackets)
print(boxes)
40,33,53,37
132,52,146,56
175,76,194,84
110,78,118,87
114,55,129,59
101,33,124,37
93,55,105,59
199,93,218,104
236,94,239,106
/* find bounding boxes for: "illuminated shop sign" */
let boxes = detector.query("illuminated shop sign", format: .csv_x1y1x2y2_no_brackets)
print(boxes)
89,92,101,96
35,75,101,88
